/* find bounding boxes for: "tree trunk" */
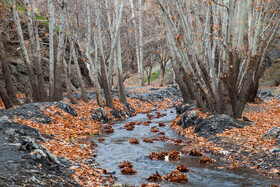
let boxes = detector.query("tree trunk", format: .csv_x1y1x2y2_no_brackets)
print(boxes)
70,41,89,103
0,85,13,109
116,35,127,104
86,0,103,106
99,52,114,108
11,0,40,102
47,0,56,102
172,62,190,104
29,0,48,102
159,60,165,87
65,57,78,104
0,32,19,105
138,0,144,86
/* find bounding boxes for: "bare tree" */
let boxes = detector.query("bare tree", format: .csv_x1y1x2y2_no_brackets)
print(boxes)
11,0,40,102
0,32,19,105
159,0,280,118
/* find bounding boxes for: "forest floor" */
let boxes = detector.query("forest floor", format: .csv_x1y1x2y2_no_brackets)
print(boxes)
0,86,279,186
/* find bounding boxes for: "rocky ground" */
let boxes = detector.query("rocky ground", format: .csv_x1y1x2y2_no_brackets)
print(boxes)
0,87,181,186
172,86,280,180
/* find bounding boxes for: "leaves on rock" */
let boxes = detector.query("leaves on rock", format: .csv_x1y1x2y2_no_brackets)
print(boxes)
129,138,140,144
163,169,188,183
119,161,133,168
176,164,189,172
146,171,162,182
200,155,216,164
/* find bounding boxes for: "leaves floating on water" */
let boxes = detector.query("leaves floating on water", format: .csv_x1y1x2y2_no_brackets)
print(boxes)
141,183,161,187
129,138,140,144
120,167,137,175
189,149,203,157
200,155,216,164
143,138,154,143
146,171,162,182
151,126,159,133
148,151,168,160
168,150,181,161
102,125,114,133
158,122,166,127
176,164,189,172
98,138,105,142
163,169,188,183
118,161,133,168
148,150,181,161
122,122,135,131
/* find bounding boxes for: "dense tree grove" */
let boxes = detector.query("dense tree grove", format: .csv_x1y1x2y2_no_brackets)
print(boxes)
0,0,279,118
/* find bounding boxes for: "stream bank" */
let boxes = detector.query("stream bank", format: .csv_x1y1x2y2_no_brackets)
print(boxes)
0,86,279,186
0,87,180,186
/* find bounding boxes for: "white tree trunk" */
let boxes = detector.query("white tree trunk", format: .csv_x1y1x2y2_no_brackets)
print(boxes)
47,0,56,101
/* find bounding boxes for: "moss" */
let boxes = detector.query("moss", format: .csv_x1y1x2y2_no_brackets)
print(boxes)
145,70,161,83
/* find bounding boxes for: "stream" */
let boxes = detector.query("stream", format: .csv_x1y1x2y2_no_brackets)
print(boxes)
93,108,278,186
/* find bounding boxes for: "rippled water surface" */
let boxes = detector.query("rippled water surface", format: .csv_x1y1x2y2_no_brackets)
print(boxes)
93,108,279,186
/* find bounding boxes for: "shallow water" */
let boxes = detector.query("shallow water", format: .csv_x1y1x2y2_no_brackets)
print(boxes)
93,108,279,186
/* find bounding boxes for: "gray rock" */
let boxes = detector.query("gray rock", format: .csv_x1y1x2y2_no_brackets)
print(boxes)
177,109,251,138
56,102,77,116
91,108,109,122
262,127,280,145
31,149,47,160
164,71,174,85
258,89,275,101
0,116,11,123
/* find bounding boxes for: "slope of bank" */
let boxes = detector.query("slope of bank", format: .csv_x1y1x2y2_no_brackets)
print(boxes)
0,87,181,186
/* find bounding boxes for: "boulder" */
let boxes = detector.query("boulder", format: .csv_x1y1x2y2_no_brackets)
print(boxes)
56,102,77,116
91,108,109,122
262,127,280,146
177,110,250,138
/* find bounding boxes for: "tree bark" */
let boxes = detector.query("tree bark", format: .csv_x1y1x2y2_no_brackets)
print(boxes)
29,0,48,102
116,34,127,104
70,41,89,103
47,0,56,102
0,85,13,109
65,57,78,104
0,32,19,105
11,0,40,102
53,2,66,102
99,52,114,108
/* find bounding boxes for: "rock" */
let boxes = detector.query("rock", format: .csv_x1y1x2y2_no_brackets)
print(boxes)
105,170,116,175
176,103,196,115
176,165,189,173
129,138,140,144
164,71,174,85
30,149,47,161
270,148,280,153
199,155,216,164
0,116,11,123
146,171,162,182
177,109,251,138
262,127,280,145
120,167,137,175
56,102,77,116
119,161,133,169
163,169,188,183
258,89,275,101
110,109,122,119
112,184,122,187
